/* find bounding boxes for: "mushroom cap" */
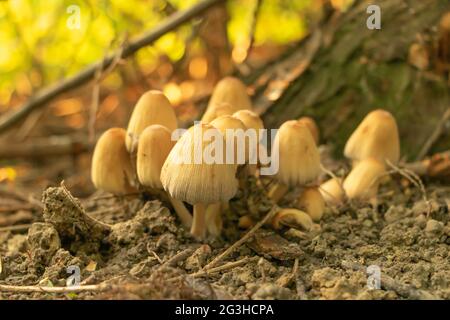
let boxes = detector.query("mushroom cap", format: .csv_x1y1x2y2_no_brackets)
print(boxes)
297,187,325,222
343,158,386,200
137,124,175,189
272,120,322,187
319,178,344,205
160,123,238,205
201,77,252,123
91,128,134,194
125,90,178,152
297,116,319,144
440,12,450,31
201,103,234,124
344,109,400,165
232,110,264,131
210,115,248,165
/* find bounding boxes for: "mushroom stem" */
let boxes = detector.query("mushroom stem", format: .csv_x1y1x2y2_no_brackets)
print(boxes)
205,202,222,237
167,195,193,228
268,183,289,203
191,203,207,239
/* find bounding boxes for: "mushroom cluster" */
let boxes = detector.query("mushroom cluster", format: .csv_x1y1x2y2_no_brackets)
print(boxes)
91,76,401,242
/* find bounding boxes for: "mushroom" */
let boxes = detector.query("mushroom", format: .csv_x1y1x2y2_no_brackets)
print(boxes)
136,124,192,228
91,128,135,195
200,103,234,124
269,120,322,203
297,116,320,145
160,123,238,240
272,208,313,232
201,77,252,123
343,158,386,201
319,178,345,205
125,90,178,153
207,115,246,236
232,110,265,175
297,187,325,222
344,109,400,166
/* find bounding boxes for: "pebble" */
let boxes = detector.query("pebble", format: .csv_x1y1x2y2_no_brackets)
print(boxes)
425,219,443,235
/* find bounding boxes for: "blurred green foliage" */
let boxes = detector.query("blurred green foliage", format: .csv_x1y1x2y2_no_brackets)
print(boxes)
0,0,311,107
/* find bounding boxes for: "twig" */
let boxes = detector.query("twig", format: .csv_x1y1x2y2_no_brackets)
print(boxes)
166,256,259,284
385,160,431,215
341,260,440,300
203,206,279,270
0,224,32,233
162,245,201,267
243,0,263,64
0,283,111,293
416,108,450,160
0,0,225,134
88,39,127,143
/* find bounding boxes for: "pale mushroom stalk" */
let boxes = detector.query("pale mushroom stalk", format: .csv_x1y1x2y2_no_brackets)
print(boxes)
269,120,322,203
191,203,208,239
136,125,192,228
205,202,222,237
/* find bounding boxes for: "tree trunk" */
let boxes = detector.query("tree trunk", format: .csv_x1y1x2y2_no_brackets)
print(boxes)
252,0,450,160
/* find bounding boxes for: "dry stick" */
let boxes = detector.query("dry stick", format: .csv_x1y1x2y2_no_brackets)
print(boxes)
162,245,201,267
203,206,279,271
0,283,111,294
416,107,450,160
0,0,225,134
88,40,126,143
0,224,32,233
385,160,431,215
341,260,440,300
242,0,263,65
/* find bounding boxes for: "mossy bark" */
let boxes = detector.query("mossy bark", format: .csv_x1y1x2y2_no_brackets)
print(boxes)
254,0,450,160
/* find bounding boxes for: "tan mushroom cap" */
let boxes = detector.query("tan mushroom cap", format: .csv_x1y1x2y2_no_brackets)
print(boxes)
297,187,325,222
273,120,322,187
201,77,252,123
319,178,345,205
125,90,178,152
344,109,400,165
297,116,319,145
91,128,134,195
201,103,234,124
160,123,238,205
137,125,175,189
440,12,450,31
210,115,248,166
343,158,386,200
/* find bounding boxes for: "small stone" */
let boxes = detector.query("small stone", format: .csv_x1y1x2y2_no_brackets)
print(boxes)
425,219,443,235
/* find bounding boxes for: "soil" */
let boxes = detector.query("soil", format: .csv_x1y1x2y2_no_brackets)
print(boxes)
0,168,449,300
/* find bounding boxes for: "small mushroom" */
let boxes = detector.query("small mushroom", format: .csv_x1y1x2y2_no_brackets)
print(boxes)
269,120,322,203
208,115,247,236
91,128,135,195
136,124,192,228
233,110,265,175
297,187,325,222
125,90,178,153
297,116,320,145
201,77,252,123
272,208,313,231
344,109,400,166
319,178,345,205
160,123,239,240
200,103,234,124
343,158,386,201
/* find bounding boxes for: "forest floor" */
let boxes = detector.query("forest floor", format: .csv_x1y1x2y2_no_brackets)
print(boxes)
0,162,449,300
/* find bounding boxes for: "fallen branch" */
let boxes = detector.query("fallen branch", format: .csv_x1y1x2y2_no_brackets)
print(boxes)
416,108,450,160
203,206,279,270
0,283,110,294
0,0,225,134
0,135,94,159
341,260,441,300
0,224,32,233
